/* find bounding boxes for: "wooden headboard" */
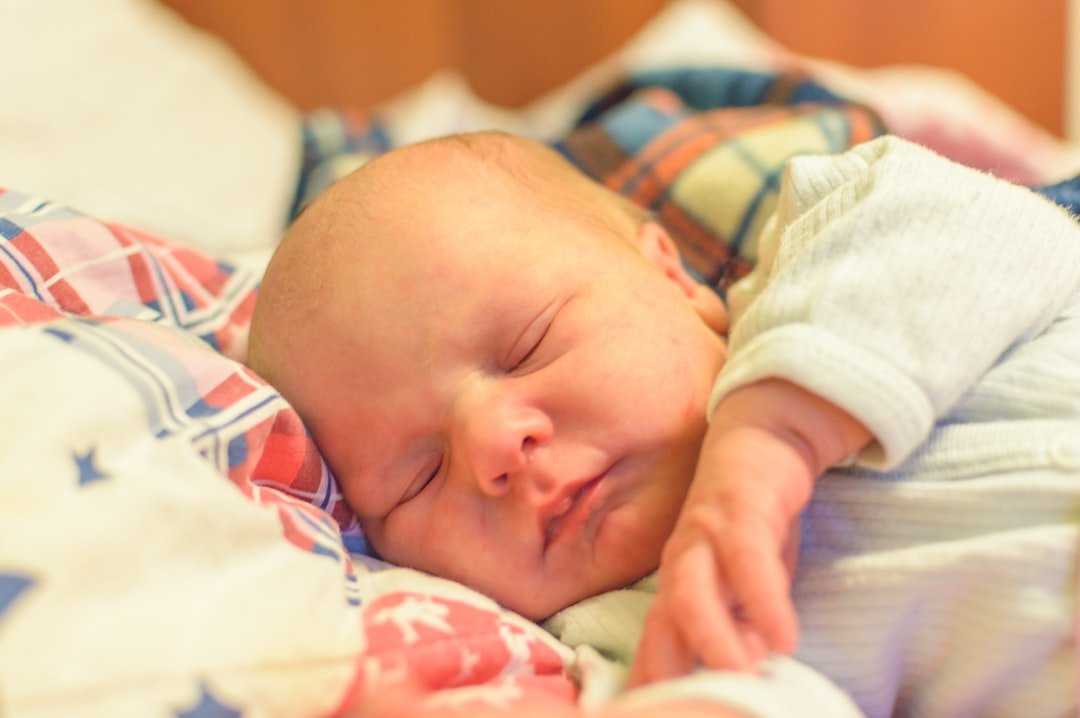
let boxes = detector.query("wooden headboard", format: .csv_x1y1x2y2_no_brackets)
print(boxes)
159,0,1067,137
157,0,667,110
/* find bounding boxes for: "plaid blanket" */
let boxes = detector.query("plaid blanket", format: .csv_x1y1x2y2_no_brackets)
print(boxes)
557,68,885,289
298,67,1079,284
299,68,886,292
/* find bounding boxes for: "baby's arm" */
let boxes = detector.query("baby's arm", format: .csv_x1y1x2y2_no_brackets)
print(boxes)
631,378,870,685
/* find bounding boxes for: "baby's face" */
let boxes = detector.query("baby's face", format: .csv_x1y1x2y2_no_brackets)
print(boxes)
259,136,726,619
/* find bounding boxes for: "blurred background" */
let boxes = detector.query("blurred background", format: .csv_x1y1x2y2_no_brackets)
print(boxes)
4,0,1074,258
159,0,1069,138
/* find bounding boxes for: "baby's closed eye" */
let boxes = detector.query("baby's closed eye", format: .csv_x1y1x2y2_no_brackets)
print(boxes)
397,453,444,506
505,296,566,373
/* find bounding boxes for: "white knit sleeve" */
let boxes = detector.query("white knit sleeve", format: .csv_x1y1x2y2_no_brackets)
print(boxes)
613,656,865,718
711,136,1080,469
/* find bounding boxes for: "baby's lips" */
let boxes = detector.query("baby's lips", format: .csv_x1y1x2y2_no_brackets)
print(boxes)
540,474,603,549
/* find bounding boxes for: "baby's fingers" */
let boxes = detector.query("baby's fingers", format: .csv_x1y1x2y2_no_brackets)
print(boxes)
665,540,755,671
707,516,799,656
629,599,694,687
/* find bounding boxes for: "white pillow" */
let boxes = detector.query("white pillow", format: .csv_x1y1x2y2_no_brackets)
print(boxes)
0,0,300,254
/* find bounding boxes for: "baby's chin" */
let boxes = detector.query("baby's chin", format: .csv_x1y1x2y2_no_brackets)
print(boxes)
504,577,646,622
494,546,656,617
504,498,679,618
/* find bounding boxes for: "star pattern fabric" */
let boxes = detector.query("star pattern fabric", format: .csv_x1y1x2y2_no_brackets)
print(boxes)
174,684,244,718
0,573,33,622
74,448,108,486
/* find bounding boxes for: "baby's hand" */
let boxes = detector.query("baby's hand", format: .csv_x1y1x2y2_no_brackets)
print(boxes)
630,379,871,686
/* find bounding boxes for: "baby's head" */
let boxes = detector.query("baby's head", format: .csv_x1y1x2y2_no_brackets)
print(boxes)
249,132,727,618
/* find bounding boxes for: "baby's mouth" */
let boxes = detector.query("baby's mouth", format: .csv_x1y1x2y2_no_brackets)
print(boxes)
543,475,603,550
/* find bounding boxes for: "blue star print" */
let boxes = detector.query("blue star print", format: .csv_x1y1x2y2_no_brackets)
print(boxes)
175,682,243,718
74,447,108,486
0,573,34,623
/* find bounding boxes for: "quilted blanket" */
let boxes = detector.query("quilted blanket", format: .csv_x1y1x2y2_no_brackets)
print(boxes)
2,67,1078,717
0,191,576,717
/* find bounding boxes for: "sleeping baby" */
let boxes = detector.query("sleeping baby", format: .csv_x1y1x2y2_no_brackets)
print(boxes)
248,131,1080,717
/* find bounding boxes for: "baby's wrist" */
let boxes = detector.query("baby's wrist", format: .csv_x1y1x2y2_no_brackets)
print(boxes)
710,378,871,474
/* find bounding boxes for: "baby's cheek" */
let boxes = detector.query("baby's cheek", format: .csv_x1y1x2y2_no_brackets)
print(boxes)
358,523,404,565
596,501,675,579
368,511,438,568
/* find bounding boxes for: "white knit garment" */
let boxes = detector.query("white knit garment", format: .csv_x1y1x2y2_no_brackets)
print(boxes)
552,137,1080,717
713,135,1080,718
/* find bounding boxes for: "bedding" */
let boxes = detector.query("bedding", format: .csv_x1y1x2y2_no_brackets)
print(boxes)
4,1,1080,716
0,190,575,717
0,0,299,256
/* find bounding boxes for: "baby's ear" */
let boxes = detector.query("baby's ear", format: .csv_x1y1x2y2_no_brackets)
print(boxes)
636,221,729,334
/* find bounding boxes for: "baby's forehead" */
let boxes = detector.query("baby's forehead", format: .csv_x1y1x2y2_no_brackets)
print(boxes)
293,135,640,309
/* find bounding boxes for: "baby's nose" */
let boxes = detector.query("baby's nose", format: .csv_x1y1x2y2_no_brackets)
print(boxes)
452,380,553,497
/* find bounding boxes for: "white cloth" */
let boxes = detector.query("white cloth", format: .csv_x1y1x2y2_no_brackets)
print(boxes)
0,0,300,254
714,136,1080,717
551,137,1080,717
546,577,863,717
